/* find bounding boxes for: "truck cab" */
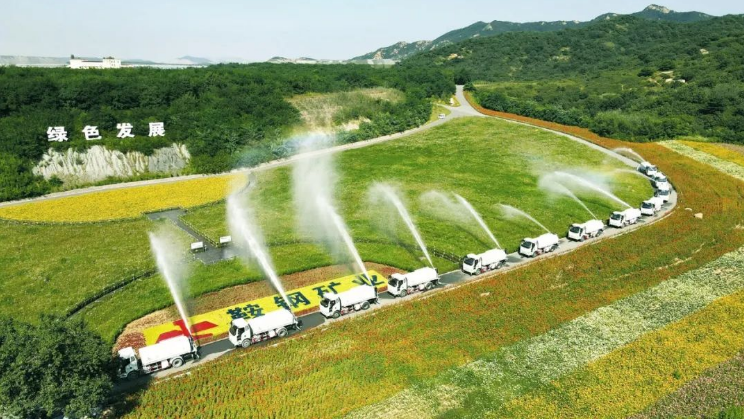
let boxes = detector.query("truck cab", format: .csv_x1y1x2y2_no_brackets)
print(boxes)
609,211,626,228
117,347,141,380
655,186,671,203
519,239,538,257
641,198,663,216
651,173,669,189
461,255,481,275
228,318,251,348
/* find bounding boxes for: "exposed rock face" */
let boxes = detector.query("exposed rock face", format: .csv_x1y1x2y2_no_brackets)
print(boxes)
33,144,190,185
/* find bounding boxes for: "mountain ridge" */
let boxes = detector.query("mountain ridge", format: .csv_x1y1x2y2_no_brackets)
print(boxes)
352,4,714,61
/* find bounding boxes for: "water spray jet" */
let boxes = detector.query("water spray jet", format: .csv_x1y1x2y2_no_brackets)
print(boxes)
454,194,502,249
227,193,292,309
499,204,551,233
148,232,192,336
371,183,433,267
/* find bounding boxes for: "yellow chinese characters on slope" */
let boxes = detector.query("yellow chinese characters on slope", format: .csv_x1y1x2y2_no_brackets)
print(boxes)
143,270,386,345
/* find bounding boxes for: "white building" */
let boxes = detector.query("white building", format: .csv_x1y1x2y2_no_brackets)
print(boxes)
69,55,122,69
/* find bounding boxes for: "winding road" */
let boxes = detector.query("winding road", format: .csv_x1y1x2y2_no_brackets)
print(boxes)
109,86,677,392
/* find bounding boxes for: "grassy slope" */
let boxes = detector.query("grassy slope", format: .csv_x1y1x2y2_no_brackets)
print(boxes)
184,117,651,263
84,116,650,343
1,117,649,343
121,112,744,418
0,219,153,319
288,87,404,131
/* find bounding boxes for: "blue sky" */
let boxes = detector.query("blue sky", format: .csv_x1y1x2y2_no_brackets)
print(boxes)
1,0,742,62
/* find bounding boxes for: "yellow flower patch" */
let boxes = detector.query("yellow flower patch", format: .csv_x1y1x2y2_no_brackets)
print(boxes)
502,290,744,418
0,174,245,222
679,141,744,168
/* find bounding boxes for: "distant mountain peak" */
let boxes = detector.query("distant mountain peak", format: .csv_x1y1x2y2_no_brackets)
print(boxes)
645,4,672,14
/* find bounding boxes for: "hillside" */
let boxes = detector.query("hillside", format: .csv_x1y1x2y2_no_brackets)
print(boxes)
352,4,713,61
0,64,453,202
406,14,744,143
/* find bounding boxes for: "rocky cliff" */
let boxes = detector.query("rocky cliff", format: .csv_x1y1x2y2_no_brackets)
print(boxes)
33,144,190,185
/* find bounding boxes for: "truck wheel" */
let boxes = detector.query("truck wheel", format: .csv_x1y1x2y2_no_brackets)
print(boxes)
425,282,434,291
400,289,407,297
171,357,184,368
127,370,139,381
361,301,370,310
332,311,341,319
241,339,251,348
551,245,558,252
597,229,604,236
497,261,505,269
277,327,288,338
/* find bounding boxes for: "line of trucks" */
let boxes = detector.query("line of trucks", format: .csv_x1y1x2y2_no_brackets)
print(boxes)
117,158,671,380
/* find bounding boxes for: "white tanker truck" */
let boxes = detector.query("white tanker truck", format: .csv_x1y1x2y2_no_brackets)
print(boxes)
567,219,605,242
388,267,440,297
228,308,301,348
117,335,199,380
609,208,642,228
461,248,507,275
320,285,379,319
641,197,664,216
519,233,560,257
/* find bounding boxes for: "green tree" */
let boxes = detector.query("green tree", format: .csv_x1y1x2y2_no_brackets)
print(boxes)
0,316,114,418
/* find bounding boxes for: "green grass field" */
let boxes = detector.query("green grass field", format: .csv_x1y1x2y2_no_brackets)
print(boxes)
184,116,651,264
2,117,652,342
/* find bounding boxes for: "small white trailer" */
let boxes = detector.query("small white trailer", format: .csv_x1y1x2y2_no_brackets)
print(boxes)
638,161,659,177
609,208,642,228
117,335,199,380
641,197,665,216
519,233,560,257
567,219,605,242
228,309,301,348
388,267,440,297
461,249,507,275
320,285,378,319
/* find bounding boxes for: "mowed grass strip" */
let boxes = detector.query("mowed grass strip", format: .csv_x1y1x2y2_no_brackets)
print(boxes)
122,121,744,417
0,173,243,222
500,289,744,418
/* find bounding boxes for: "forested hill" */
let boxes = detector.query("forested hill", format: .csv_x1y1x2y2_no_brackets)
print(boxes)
0,63,453,202
406,14,744,144
352,4,714,61
405,14,744,81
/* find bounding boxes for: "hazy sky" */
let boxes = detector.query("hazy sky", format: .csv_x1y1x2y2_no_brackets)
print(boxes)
1,0,742,62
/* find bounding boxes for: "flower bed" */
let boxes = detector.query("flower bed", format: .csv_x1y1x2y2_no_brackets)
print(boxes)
663,141,744,181
501,289,744,418
0,173,244,222
348,245,744,418
632,351,744,419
